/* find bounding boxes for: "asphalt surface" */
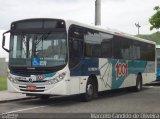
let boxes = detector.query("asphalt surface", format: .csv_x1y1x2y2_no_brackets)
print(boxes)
0,84,160,118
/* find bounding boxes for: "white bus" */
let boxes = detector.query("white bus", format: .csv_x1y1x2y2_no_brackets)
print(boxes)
2,18,156,101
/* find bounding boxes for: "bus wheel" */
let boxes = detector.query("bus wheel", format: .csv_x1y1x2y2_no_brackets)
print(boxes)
135,74,143,92
40,95,50,100
81,79,97,102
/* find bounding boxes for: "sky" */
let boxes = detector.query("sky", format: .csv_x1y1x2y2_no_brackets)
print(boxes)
0,0,160,60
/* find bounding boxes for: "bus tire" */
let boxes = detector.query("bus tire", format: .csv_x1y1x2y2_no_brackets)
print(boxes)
135,74,143,92
81,79,97,102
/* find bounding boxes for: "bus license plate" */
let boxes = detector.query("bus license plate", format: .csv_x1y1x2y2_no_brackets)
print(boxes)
26,85,36,91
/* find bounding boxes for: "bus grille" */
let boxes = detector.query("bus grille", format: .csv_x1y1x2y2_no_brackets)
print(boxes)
19,86,45,92
18,79,47,83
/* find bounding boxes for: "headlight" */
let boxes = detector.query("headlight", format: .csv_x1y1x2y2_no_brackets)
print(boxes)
8,75,18,83
47,72,66,85
58,72,66,79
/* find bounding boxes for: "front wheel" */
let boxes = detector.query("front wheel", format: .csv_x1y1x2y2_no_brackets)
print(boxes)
81,79,97,102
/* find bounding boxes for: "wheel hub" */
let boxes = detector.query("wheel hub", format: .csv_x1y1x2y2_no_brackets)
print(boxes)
87,84,93,96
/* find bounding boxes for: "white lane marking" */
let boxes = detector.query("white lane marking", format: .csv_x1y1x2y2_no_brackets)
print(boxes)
0,105,47,115
0,101,69,115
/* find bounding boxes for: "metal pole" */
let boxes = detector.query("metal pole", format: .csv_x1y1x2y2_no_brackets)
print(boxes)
95,0,101,26
135,22,141,35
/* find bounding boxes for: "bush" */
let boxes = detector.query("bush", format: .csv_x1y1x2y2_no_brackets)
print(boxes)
0,76,7,91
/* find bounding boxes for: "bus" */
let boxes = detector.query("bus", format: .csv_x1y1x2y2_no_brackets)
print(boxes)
156,45,160,81
2,18,156,101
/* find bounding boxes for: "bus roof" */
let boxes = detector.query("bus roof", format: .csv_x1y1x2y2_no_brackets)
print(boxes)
9,18,156,45
65,19,156,45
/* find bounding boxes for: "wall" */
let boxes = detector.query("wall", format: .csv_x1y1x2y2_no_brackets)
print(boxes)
0,58,8,76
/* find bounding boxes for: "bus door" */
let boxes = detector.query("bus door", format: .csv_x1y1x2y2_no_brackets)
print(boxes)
68,25,84,94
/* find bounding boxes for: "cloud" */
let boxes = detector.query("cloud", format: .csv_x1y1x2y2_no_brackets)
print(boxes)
103,0,127,3
101,0,160,34
0,0,96,30
0,0,160,32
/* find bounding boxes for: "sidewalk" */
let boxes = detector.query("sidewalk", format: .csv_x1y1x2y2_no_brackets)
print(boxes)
0,91,33,103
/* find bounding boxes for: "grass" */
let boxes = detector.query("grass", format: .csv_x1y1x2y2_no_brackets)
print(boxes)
136,32,160,44
0,76,7,91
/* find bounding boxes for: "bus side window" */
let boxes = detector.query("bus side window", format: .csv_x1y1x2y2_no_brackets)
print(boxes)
68,26,84,69
69,38,83,69
100,33,113,58
113,36,123,59
101,41,112,58
84,29,101,57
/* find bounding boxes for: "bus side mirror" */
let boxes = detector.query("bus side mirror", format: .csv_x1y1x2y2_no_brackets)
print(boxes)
2,35,6,47
2,30,10,52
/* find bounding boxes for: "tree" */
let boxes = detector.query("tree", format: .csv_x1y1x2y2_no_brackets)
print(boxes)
149,6,160,30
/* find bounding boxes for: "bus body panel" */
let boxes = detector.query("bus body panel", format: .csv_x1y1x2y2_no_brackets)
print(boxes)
99,58,112,91
157,67,160,80
8,78,70,95
69,76,80,94
7,65,73,96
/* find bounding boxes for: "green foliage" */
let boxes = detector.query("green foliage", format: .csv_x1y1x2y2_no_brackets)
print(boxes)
136,32,160,44
0,76,7,91
149,6,160,30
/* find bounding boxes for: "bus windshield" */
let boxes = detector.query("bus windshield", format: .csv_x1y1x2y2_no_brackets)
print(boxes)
9,33,67,67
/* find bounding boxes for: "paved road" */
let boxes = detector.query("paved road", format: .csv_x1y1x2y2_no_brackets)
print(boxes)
0,85,160,118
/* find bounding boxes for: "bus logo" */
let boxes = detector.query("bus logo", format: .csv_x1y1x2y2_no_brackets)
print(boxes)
37,75,44,80
115,61,128,80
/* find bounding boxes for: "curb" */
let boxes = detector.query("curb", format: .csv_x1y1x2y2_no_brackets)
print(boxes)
0,97,37,104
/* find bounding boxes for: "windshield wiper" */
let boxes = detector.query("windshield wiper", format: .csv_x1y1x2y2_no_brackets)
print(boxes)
35,31,52,46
